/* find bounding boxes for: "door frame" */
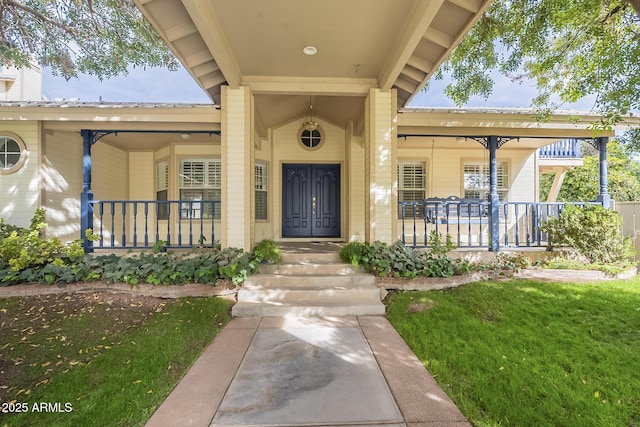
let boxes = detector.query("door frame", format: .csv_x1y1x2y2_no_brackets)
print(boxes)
279,161,345,241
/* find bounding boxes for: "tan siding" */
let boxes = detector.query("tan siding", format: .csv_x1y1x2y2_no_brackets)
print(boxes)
42,130,82,242
92,143,128,244
272,117,347,240
221,86,251,249
0,121,40,228
349,135,366,240
367,89,395,243
93,143,128,199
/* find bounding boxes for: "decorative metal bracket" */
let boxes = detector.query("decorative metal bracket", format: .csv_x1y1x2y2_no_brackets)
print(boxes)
467,136,519,149
585,138,601,149
81,129,117,146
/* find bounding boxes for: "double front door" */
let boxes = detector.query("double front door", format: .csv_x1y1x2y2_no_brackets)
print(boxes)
282,164,341,238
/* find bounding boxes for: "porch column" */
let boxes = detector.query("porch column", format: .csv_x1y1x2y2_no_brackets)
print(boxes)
596,136,611,208
80,130,94,253
488,136,501,252
364,89,397,243
221,86,253,250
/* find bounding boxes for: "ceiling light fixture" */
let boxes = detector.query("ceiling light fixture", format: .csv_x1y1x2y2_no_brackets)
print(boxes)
302,45,317,56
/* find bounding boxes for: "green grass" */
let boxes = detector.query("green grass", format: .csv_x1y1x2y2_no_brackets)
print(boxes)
0,294,232,427
386,277,640,427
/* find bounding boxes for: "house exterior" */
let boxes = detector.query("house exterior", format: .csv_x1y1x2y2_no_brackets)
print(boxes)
0,0,636,252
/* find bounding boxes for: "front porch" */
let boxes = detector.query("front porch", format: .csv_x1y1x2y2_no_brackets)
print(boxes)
399,199,599,250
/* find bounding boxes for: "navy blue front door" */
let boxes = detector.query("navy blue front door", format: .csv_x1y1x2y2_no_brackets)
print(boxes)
282,164,340,237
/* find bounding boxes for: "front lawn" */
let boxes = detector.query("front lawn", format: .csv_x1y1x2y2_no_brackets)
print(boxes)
0,293,232,427
386,277,640,427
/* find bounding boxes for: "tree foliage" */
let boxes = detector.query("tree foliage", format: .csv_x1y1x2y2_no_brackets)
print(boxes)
540,140,640,202
0,0,179,79
438,0,640,122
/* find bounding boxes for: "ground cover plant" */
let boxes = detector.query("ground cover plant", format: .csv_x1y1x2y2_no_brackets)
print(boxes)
340,232,471,278
386,277,640,427
0,293,232,427
0,210,280,286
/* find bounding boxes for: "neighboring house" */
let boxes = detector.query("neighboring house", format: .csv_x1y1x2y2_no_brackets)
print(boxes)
0,62,42,102
0,1,637,253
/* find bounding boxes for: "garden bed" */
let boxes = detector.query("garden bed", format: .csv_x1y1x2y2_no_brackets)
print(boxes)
375,267,638,291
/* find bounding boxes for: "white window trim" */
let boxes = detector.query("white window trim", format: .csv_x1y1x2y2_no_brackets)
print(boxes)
0,133,28,175
255,162,268,220
397,160,427,217
463,161,509,201
178,158,221,219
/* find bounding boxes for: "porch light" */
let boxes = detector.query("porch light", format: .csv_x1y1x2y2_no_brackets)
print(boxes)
302,104,319,132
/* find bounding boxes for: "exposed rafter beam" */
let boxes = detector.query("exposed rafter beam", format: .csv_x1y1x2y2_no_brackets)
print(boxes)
406,55,434,74
201,70,227,89
448,0,482,13
394,78,417,94
180,0,242,88
379,0,446,91
192,62,220,78
423,27,454,49
184,51,215,68
401,65,426,84
401,0,493,107
165,21,198,42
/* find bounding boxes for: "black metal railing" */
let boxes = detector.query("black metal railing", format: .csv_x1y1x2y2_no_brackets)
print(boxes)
399,199,595,249
87,200,221,250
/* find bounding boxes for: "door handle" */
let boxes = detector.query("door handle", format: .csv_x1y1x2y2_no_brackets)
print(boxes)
312,196,316,214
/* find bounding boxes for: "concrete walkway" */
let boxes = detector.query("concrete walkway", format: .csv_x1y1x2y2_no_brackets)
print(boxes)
146,316,470,427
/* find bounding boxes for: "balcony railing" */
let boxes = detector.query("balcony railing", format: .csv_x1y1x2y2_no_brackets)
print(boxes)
399,199,595,249
538,139,582,159
87,200,221,250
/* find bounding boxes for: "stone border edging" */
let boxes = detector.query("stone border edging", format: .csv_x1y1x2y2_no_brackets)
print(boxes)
375,268,637,291
0,281,238,299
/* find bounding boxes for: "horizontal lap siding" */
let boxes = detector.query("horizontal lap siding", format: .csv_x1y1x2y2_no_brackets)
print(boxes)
42,130,82,242
0,121,40,228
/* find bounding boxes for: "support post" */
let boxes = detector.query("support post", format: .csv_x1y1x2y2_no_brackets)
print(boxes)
80,130,94,253
488,136,500,252
596,136,611,208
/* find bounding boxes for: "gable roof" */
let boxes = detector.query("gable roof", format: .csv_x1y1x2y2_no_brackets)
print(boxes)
135,0,491,108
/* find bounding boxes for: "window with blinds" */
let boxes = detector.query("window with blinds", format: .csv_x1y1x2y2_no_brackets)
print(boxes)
255,162,268,220
156,160,169,220
397,161,426,217
463,162,509,200
179,159,221,219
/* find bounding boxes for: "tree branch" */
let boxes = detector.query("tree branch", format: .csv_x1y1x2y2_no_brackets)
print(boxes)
0,0,75,37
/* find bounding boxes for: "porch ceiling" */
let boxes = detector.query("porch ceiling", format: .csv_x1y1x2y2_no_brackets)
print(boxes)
134,0,492,129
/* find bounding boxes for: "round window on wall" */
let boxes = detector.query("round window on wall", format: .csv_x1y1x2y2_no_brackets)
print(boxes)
0,135,27,174
299,128,323,150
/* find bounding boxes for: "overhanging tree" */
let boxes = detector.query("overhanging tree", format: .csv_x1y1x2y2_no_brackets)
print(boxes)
0,0,178,78
540,140,640,201
436,0,640,130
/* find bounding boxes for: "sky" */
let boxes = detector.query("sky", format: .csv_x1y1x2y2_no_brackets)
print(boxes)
42,65,598,111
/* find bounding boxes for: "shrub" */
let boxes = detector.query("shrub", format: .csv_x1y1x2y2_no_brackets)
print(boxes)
0,209,83,272
339,234,470,278
539,204,635,265
250,239,282,264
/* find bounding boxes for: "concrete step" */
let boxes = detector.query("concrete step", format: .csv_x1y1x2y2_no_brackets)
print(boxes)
234,249,383,318
279,252,341,264
238,286,382,304
258,262,360,275
243,273,375,288
232,300,385,317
